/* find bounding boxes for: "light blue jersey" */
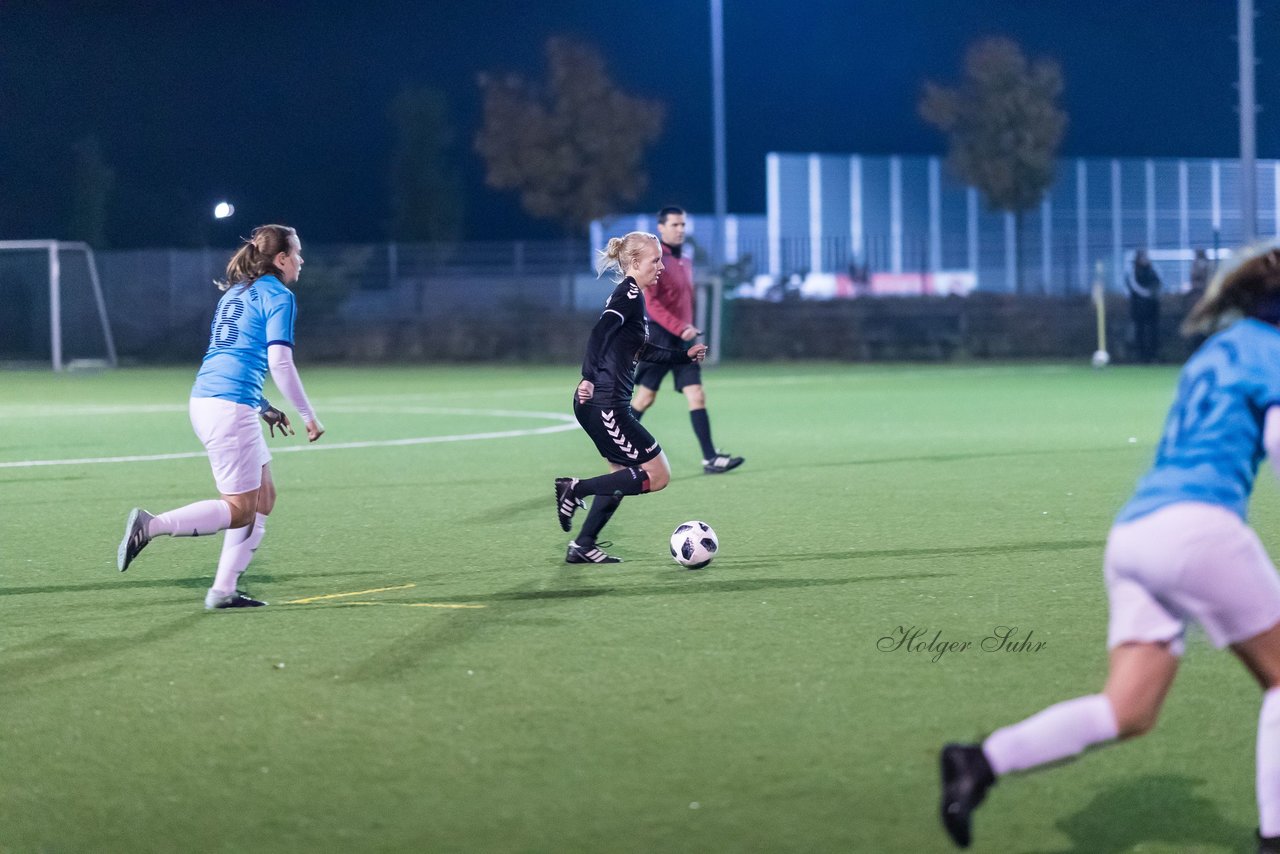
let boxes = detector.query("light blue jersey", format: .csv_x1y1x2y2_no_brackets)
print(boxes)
191,275,297,407
1118,318,1280,523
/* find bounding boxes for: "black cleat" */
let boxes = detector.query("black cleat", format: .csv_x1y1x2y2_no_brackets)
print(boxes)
205,590,268,610
555,477,583,532
940,743,995,848
566,540,621,564
702,453,744,474
117,508,155,572
1260,831,1280,854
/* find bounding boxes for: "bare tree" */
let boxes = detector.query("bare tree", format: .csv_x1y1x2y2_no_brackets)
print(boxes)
920,37,1067,292
389,85,464,243
475,36,665,234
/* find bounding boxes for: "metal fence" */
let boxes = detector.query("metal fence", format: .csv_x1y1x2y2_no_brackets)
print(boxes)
765,153,1275,294
1,235,1209,365
86,240,601,359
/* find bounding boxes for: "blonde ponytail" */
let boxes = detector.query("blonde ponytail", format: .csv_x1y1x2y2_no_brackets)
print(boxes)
594,231,658,282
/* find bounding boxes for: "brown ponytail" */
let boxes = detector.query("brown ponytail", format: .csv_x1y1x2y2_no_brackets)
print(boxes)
217,224,297,291
1183,242,1280,335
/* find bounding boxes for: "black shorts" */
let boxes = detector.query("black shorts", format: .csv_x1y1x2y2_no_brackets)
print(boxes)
634,325,702,393
634,354,703,392
573,398,662,466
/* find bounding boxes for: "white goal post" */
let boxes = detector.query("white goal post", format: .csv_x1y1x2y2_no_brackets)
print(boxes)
0,240,117,371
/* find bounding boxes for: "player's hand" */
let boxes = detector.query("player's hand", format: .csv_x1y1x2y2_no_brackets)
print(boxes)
577,380,595,402
305,419,325,443
681,325,701,341
261,406,294,438
687,343,708,362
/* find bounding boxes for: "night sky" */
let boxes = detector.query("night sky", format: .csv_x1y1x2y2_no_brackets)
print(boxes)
2,0,1273,247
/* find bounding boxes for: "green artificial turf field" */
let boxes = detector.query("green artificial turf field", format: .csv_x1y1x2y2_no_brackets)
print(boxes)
1,362,1273,853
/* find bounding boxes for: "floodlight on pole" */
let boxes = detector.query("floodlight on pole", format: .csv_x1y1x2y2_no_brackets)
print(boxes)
213,201,235,219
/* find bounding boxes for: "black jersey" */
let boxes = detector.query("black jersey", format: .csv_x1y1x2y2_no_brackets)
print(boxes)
580,277,692,405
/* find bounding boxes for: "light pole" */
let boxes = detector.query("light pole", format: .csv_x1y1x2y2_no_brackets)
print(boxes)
709,0,728,365
711,0,727,253
1239,0,1257,243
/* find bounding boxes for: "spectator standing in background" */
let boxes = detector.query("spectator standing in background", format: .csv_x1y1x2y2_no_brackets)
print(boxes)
1189,247,1212,300
1127,249,1163,363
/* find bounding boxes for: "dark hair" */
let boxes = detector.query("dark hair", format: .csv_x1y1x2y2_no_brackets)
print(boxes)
1183,241,1280,335
217,224,297,291
657,206,685,224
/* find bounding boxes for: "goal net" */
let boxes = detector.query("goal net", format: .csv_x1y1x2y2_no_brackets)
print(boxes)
0,240,117,370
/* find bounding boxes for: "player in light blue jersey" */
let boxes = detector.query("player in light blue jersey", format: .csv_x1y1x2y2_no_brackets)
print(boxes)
940,243,1280,852
116,225,324,610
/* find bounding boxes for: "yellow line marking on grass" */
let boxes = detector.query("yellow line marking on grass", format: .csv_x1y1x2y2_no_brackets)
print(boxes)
282,585,485,609
283,584,417,604
343,601,487,609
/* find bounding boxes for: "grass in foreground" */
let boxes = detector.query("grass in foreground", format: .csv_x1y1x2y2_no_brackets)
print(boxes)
0,362,1270,853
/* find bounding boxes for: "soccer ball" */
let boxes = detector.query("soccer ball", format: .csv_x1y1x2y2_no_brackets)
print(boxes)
1091,349,1110,368
670,521,718,569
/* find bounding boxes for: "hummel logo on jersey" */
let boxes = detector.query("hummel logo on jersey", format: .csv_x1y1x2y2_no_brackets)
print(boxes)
627,283,639,299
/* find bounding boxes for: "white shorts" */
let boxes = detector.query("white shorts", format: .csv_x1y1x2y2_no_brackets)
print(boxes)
1105,501,1280,655
189,397,271,495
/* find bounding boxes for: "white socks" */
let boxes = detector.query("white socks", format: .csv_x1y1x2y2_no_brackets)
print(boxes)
210,512,267,596
1259,687,1280,836
983,694,1119,776
148,500,231,538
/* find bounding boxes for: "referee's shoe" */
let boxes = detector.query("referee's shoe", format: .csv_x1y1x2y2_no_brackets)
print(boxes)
702,452,744,475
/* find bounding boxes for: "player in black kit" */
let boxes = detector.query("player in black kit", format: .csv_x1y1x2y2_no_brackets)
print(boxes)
555,232,708,564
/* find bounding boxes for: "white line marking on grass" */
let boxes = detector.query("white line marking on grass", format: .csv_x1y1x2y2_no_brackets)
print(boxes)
0,407,576,469
0,403,189,417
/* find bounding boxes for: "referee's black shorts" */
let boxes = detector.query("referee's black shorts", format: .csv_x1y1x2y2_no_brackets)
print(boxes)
573,398,662,467
634,358,702,393
634,325,701,392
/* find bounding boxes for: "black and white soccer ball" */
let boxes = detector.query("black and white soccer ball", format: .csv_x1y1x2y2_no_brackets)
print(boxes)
670,521,719,569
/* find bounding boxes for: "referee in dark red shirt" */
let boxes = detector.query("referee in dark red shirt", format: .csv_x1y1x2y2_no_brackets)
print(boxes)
632,206,743,474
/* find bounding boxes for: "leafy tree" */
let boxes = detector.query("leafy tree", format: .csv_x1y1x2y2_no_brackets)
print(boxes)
475,36,664,234
920,37,1067,292
389,85,463,243
69,134,114,248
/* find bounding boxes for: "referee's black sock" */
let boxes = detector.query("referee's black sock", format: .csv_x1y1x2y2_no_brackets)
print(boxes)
690,408,717,459
575,467,650,497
